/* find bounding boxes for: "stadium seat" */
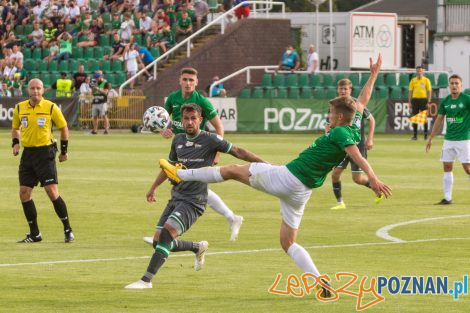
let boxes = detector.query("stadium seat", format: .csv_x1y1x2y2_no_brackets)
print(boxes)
115,72,127,85
360,73,370,86
134,34,143,46
112,60,123,72
99,35,110,47
286,74,298,88
101,60,111,72
252,88,264,99
264,88,275,98
22,48,31,59
275,88,287,98
313,88,326,99
322,73,334,87
24,24,33,35
437,73,448,88
16,25,24,35
102,12,111,23
104,46,113,56
88,59,100,72
94,47,104,59
352,87,360,98
38,60,48,72
326,88,337,99
425,73,436,86
375,87,388,99
50,72,60,83
398,73,410,90
24,59,36,71
385,73,397,87
288,88,300,99
150,47,160,58
106,73,116,85
72,47,83,59
239,88,251,98
48,61,58,72
273,74,286,88
348,73,360,88
40,73,51,87
32,48,42,59
69,59,79,72
260,73,273,89
59,60,69,72
84,47,94,59
300,88,312,99
334,73,346,85
309,74,321,88
390,86,403,99
297,74,309,88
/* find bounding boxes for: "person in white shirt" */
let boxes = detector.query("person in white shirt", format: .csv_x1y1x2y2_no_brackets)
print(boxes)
136,10,153,35
79,76,92,105
9,44,24,67
124,44,142,89
306,44,319,74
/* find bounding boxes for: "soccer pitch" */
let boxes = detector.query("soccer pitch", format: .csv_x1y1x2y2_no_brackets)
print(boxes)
1,130,469,313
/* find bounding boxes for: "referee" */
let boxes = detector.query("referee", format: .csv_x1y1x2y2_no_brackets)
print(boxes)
408,65,432,140
11,79,74,243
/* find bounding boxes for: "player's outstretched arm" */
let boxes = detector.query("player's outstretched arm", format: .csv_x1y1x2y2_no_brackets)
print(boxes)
229,145,266,163
356,54,382,113
345,144,392,198
426,114,445,152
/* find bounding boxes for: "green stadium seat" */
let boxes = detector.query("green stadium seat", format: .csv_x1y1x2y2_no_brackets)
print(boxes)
322,73,334,87
43,47,51,58
385,73,397,87
30,72,41,80
115,71,127,85
24,24,33,35
101,60,111,72
37,60,48,72
360,73,370,86
334,73,346,85
348,73,360,88
374,73,386,88
103,23,112,33
398,73,410,89
88,59,100,72
102,12,112,23
352,87,360,98
260,73,273,89
69,59,79,72
24,59,36,71
104,46,113,56
22,47,31,59
313,88,326,99
105,73,116,85
375,87,388,99
99,35,110,46
50,72,60,83
150,47,160,58
252,88,264,99
437,73,448,88
273,74,286,88
326,88,337,99
134,34,143,46
239,88,251,98
66,24,75,32
48,61,58,72
32,48,42,59
300,88,312,99
72,47,83,59
288,88,300,99
84,47,94,59
94,46,104,59
298,73,309,88
264,88,275,98
310,74,321,88
390,86,403,99
16,25,24,35
275,88,287,99
40,73,51,87
112,60,123,72
425,73,436,86
59,60,69,72
286,74,298,88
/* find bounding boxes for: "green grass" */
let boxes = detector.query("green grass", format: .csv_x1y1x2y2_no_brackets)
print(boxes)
1,130,470,313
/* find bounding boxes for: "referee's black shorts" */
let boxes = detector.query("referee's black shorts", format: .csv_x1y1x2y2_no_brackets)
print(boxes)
411,98,428,115
19,144,58,188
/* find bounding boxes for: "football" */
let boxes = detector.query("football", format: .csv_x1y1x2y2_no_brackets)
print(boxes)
142,106,170,133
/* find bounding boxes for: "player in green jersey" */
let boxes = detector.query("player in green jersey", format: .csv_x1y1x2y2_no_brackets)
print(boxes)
160,56,391,296
426,74,470,205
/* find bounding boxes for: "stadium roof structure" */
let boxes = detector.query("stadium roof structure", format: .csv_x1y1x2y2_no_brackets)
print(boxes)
351,0,437,32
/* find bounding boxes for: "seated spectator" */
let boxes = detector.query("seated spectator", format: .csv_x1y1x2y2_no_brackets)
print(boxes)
135,9,153,35
1,81,12,97
234,0,250,20
193,0,209,31
63,0,81,24
105,33,126,61
9,44,24,68
107,12,122,35
31,1,45,21
12,73,23,96
54,31,72,61
153,9,170,30
175,10,192,41
43,40,59,61
119,12,135,43
163,0,177,26
206,76,227,97
15,61,27,85
278,45,299,72
25,21,44,48
76,0,89,14
15,0,30,27
48,5,63,26
42,19,58,48
1,0,14,24
3,58,17,80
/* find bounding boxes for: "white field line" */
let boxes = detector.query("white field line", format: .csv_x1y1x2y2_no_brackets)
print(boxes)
2,237,470,268
375,214,470,243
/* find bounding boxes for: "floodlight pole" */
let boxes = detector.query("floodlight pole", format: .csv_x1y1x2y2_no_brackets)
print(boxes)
311,0,327,69
329,0,333,71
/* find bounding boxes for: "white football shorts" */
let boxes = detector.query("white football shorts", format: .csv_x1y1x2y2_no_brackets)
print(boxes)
248,163,311,229
440,140,470,163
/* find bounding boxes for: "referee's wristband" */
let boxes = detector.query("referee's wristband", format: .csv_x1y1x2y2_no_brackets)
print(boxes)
60,140,68,155
12,138,19,147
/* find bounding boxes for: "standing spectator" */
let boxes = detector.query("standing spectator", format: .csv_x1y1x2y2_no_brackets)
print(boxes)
25,21,44,48
234,0,250,20
1,0,14,24
409,65,432,140
79,75,92,105
206,76,226,97
63,0,80,24
50,72,73,97
3,58,17,80
306,44,319,74
193,0,209,31
135,43,154,79
106,81,118,118
76,0,89,13
123,43,141,89
278,45,299,72
11,78,74,243
73,63,87,93
175,10,192,41
54,31,72,61
90,72,110,134
426,74,470,205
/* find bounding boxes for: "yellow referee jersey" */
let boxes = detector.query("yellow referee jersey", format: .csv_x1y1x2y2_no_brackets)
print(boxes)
12,99,67,147
409,76,432,99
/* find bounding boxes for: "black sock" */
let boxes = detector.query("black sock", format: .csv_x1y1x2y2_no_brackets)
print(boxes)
413,124,418,137
332,181,342,202
22,200,39,235
424,122,428,135
171,240,198,253
52,196,71,231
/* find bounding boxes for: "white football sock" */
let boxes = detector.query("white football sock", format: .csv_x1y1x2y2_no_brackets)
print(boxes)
287,243,321,279
207,189,235,220
177,167,224,183
443,172,453,201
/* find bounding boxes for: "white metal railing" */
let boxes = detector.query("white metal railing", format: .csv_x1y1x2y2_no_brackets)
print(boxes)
119,1,286,95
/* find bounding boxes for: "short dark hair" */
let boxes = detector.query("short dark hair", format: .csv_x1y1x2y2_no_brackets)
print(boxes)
181,103,202,116
181,67,198,76
449,74,462,82
416,65,423,70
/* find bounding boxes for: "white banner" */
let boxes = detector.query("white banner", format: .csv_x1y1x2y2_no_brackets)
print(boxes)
350,12,397,69
207,97,237,132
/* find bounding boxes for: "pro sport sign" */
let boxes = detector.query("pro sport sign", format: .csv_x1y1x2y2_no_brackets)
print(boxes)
350,12,397,69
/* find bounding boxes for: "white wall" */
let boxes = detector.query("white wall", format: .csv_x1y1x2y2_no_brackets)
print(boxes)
431,38,470,89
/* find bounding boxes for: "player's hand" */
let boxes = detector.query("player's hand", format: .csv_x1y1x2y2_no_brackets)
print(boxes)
369,178,392,198
12,144,19,156
161,128,173,139
426,139,432,152
365,139,373,150
146,189,156,202
58,153,68,162
369,53,382,76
